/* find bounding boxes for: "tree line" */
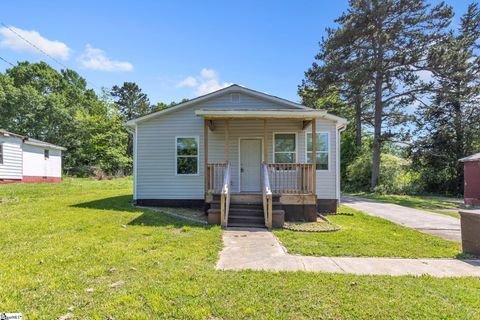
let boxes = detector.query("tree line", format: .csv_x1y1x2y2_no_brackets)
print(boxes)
299,0,480,195
0,61,178,176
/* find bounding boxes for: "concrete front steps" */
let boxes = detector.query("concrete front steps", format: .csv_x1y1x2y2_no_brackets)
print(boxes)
207,193,285,228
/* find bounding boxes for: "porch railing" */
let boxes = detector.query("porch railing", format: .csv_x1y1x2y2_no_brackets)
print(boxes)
220,161,231,228
206,162,228,193
265,163,315,194
261,162,273,229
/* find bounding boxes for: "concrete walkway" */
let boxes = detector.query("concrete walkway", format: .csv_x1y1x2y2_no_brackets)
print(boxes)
342,196,461,242
216,228,480,277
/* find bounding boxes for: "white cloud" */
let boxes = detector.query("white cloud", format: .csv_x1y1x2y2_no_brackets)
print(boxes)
200,68,217,80
177,76,198,88
77,44,133,72
177,68,232,96
0,26,71,60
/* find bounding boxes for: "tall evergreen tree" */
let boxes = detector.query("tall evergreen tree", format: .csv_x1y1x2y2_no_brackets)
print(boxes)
412,3,480,194
303,0,452,190
300,34,370,150
111,82,151,121
111,82,151,156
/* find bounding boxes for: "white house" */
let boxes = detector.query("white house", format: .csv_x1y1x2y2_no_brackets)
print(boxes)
126,85,347,228
0,129,65,184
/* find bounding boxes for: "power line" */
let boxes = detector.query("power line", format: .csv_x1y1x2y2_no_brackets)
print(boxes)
0,21,103,91
1,22,69,69
0,55,14,66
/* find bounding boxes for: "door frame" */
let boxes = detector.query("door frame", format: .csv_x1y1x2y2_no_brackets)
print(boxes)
238,137,264,192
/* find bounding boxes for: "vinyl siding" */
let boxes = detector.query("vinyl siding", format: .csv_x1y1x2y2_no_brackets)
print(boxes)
136,92,338,200
196,92,298,110
0,136,23,179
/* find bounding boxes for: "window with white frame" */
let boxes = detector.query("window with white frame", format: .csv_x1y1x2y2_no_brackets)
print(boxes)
274,133,296,163
176,137,198,175
0,144,3,164
306,132,329,170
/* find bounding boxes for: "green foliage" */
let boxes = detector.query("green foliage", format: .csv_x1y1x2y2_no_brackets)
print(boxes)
411,3,480,195
111,82,150,121
0,61,130,176
346,151,422,194
301,0,453,190
151,98,189,112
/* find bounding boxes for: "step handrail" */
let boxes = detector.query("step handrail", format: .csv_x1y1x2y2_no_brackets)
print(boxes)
220,161,231,227
261,162,273,229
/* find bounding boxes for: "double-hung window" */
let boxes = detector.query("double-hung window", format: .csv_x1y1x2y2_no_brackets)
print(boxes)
274,133,296,163
176,137,198,175
306,132,329,170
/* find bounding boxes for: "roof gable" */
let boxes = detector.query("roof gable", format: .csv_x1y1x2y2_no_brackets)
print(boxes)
126,84,309,126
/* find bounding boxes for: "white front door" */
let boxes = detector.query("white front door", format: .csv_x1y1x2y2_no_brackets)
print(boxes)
240,139,262,192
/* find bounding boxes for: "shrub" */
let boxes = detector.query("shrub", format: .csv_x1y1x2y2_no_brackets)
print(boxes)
346,152,421,194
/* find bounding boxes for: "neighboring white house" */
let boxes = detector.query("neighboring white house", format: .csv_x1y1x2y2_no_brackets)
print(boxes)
0,129,65,184
126,85,347,228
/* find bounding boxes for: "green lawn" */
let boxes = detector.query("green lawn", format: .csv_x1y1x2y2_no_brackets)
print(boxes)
348,192,461,218
1,178,479,319
274,206,462,258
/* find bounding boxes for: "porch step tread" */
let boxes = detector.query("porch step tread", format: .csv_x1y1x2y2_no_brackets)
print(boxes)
229,215,264,221
208,208,285,216
227,222,266,228
229,210,263,214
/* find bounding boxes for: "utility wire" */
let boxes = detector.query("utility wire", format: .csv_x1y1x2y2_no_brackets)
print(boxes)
0,21,103,91
1,22,69,69
0,55,14,66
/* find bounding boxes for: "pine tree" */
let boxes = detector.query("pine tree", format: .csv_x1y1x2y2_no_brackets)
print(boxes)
300,32,370,150
412,3,480,194
111,82,151,157
303,0,452,190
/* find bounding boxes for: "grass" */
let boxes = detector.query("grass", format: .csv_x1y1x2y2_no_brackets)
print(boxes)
348,192,461,218
0,178,479,319
275,206,462,258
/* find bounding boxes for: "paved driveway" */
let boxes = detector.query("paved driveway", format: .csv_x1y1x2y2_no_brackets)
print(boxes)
342,196,461,242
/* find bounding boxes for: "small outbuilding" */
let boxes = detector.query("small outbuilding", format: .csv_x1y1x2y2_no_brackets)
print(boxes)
459,152,480,207
0,129,65,184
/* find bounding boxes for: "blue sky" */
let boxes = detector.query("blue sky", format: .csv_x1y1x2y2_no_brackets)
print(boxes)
0,0,473,104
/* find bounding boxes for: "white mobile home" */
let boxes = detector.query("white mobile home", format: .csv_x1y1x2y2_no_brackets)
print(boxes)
0,129,65,184
126,85,347,228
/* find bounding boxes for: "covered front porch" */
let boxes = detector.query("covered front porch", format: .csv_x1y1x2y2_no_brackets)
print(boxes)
197,108,327,229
